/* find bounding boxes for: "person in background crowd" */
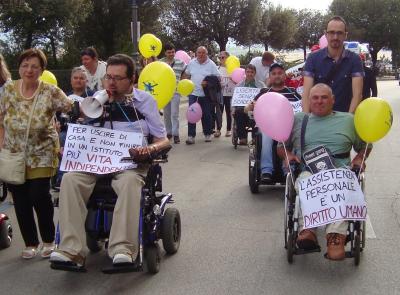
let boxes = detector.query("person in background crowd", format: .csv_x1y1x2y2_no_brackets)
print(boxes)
360,54,377,99
0,48,73,259
183,46,221,144
218,51,235,137
249,51,275,86
234,64,265,145
160,44,186,144
80,47,107,92
302,16,364,113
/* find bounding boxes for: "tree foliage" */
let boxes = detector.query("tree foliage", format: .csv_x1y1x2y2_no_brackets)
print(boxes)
257,5,297,51
0,0,92,66
164,0,260,51
290,9,326,60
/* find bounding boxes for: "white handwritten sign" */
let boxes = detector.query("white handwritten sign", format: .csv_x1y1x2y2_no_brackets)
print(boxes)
298,168,366,229
231,87,261,107
60,124,143,174
68,94,84,103
290,100,302,113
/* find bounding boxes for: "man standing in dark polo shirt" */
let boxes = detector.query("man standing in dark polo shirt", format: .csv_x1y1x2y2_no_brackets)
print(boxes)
302,16,364,113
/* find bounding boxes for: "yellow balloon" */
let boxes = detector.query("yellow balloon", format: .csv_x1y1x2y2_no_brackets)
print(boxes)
139,33,162,58
177,79,195,96
154,37,162,56
225,55,240,74
354,97,393,143
39,70,57,86
138,61,176,109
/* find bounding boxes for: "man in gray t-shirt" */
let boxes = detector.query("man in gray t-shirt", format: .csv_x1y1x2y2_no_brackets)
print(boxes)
277,83,371,261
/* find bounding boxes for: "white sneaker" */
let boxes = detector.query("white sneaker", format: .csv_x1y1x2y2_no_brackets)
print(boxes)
50,250,85,267
185,136,195,145
205,135,212,142
113,253,133,264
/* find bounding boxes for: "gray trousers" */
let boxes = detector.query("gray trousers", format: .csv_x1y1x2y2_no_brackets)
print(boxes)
164,93,181,136
58,168,146,258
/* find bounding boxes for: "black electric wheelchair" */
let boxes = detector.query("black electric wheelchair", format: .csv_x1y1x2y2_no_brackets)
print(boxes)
248,125,287,193
284,165,366,265
52,148,181,274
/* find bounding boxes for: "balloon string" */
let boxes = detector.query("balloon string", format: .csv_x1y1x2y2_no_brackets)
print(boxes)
282,141,295,187
358,143,369,181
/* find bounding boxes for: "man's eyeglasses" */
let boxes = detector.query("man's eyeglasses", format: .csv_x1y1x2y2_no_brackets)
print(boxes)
104,75,129,82
326,30,345,37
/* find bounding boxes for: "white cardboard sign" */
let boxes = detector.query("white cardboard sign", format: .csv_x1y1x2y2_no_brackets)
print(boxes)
298,168,367,229
60,124,143,174
231,87,261,107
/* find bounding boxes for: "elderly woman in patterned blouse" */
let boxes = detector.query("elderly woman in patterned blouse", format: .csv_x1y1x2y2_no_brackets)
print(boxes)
0,48,72,259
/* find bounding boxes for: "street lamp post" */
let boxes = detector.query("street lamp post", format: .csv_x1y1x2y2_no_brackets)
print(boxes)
131,0,139,62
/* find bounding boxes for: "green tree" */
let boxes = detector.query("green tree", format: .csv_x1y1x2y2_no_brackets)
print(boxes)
64,0,166,62
330,0,400,67
290,9,326,60
233,0,262,52
0,0,92,66
257,5,298,51
164,0,260,51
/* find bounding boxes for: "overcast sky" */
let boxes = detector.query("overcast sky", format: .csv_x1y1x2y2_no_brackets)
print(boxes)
270,0,332,11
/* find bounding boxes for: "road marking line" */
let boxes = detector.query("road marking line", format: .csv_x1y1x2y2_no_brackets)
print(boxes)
366,214,377,239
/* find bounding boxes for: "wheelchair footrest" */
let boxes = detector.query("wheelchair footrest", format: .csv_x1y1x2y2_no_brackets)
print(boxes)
102,262,143,274
294,246,321,255
50,261,87,273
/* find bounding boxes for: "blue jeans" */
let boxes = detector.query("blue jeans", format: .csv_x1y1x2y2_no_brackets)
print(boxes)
261,132,274,174
188,95,213,137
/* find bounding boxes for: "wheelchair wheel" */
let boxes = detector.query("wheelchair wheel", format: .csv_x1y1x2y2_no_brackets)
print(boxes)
353,231,361,266
287,231,294,264
0,220,12,249
0,182,7,202
161,208,181,254
146,243,161,274
361,221,366,249
232,120,238,149
86,233,102,253
248,156,259,194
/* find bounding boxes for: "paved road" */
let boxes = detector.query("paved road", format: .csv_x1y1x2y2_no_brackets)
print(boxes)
0,81,399,295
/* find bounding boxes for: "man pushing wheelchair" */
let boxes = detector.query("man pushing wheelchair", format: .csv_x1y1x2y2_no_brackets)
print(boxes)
50,54,172,270
277,83,371,261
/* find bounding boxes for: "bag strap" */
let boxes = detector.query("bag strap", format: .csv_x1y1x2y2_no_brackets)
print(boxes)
300,114,309,159
23,86,40,154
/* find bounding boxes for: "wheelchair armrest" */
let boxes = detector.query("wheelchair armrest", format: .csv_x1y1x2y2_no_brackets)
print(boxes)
121,146,172,164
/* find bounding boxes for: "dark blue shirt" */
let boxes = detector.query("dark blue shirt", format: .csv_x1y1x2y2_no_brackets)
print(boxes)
304,47,364,112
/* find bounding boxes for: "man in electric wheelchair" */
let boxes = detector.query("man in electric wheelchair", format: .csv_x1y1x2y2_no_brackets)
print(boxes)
50,54,176,272
277,83,371,261
245,63,301,185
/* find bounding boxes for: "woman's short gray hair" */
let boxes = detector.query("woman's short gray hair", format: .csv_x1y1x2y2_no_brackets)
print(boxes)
71,67,88,78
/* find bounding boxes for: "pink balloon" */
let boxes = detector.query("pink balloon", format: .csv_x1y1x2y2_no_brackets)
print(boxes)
319,35,328,49
175,50,191,65
231,68,245,83
186,102,202,123
253,92,294,142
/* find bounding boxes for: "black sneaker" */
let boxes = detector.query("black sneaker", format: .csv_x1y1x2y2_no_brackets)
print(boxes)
261,173,272,183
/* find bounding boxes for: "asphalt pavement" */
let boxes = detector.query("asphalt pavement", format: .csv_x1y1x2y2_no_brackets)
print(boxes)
0,81,399,295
